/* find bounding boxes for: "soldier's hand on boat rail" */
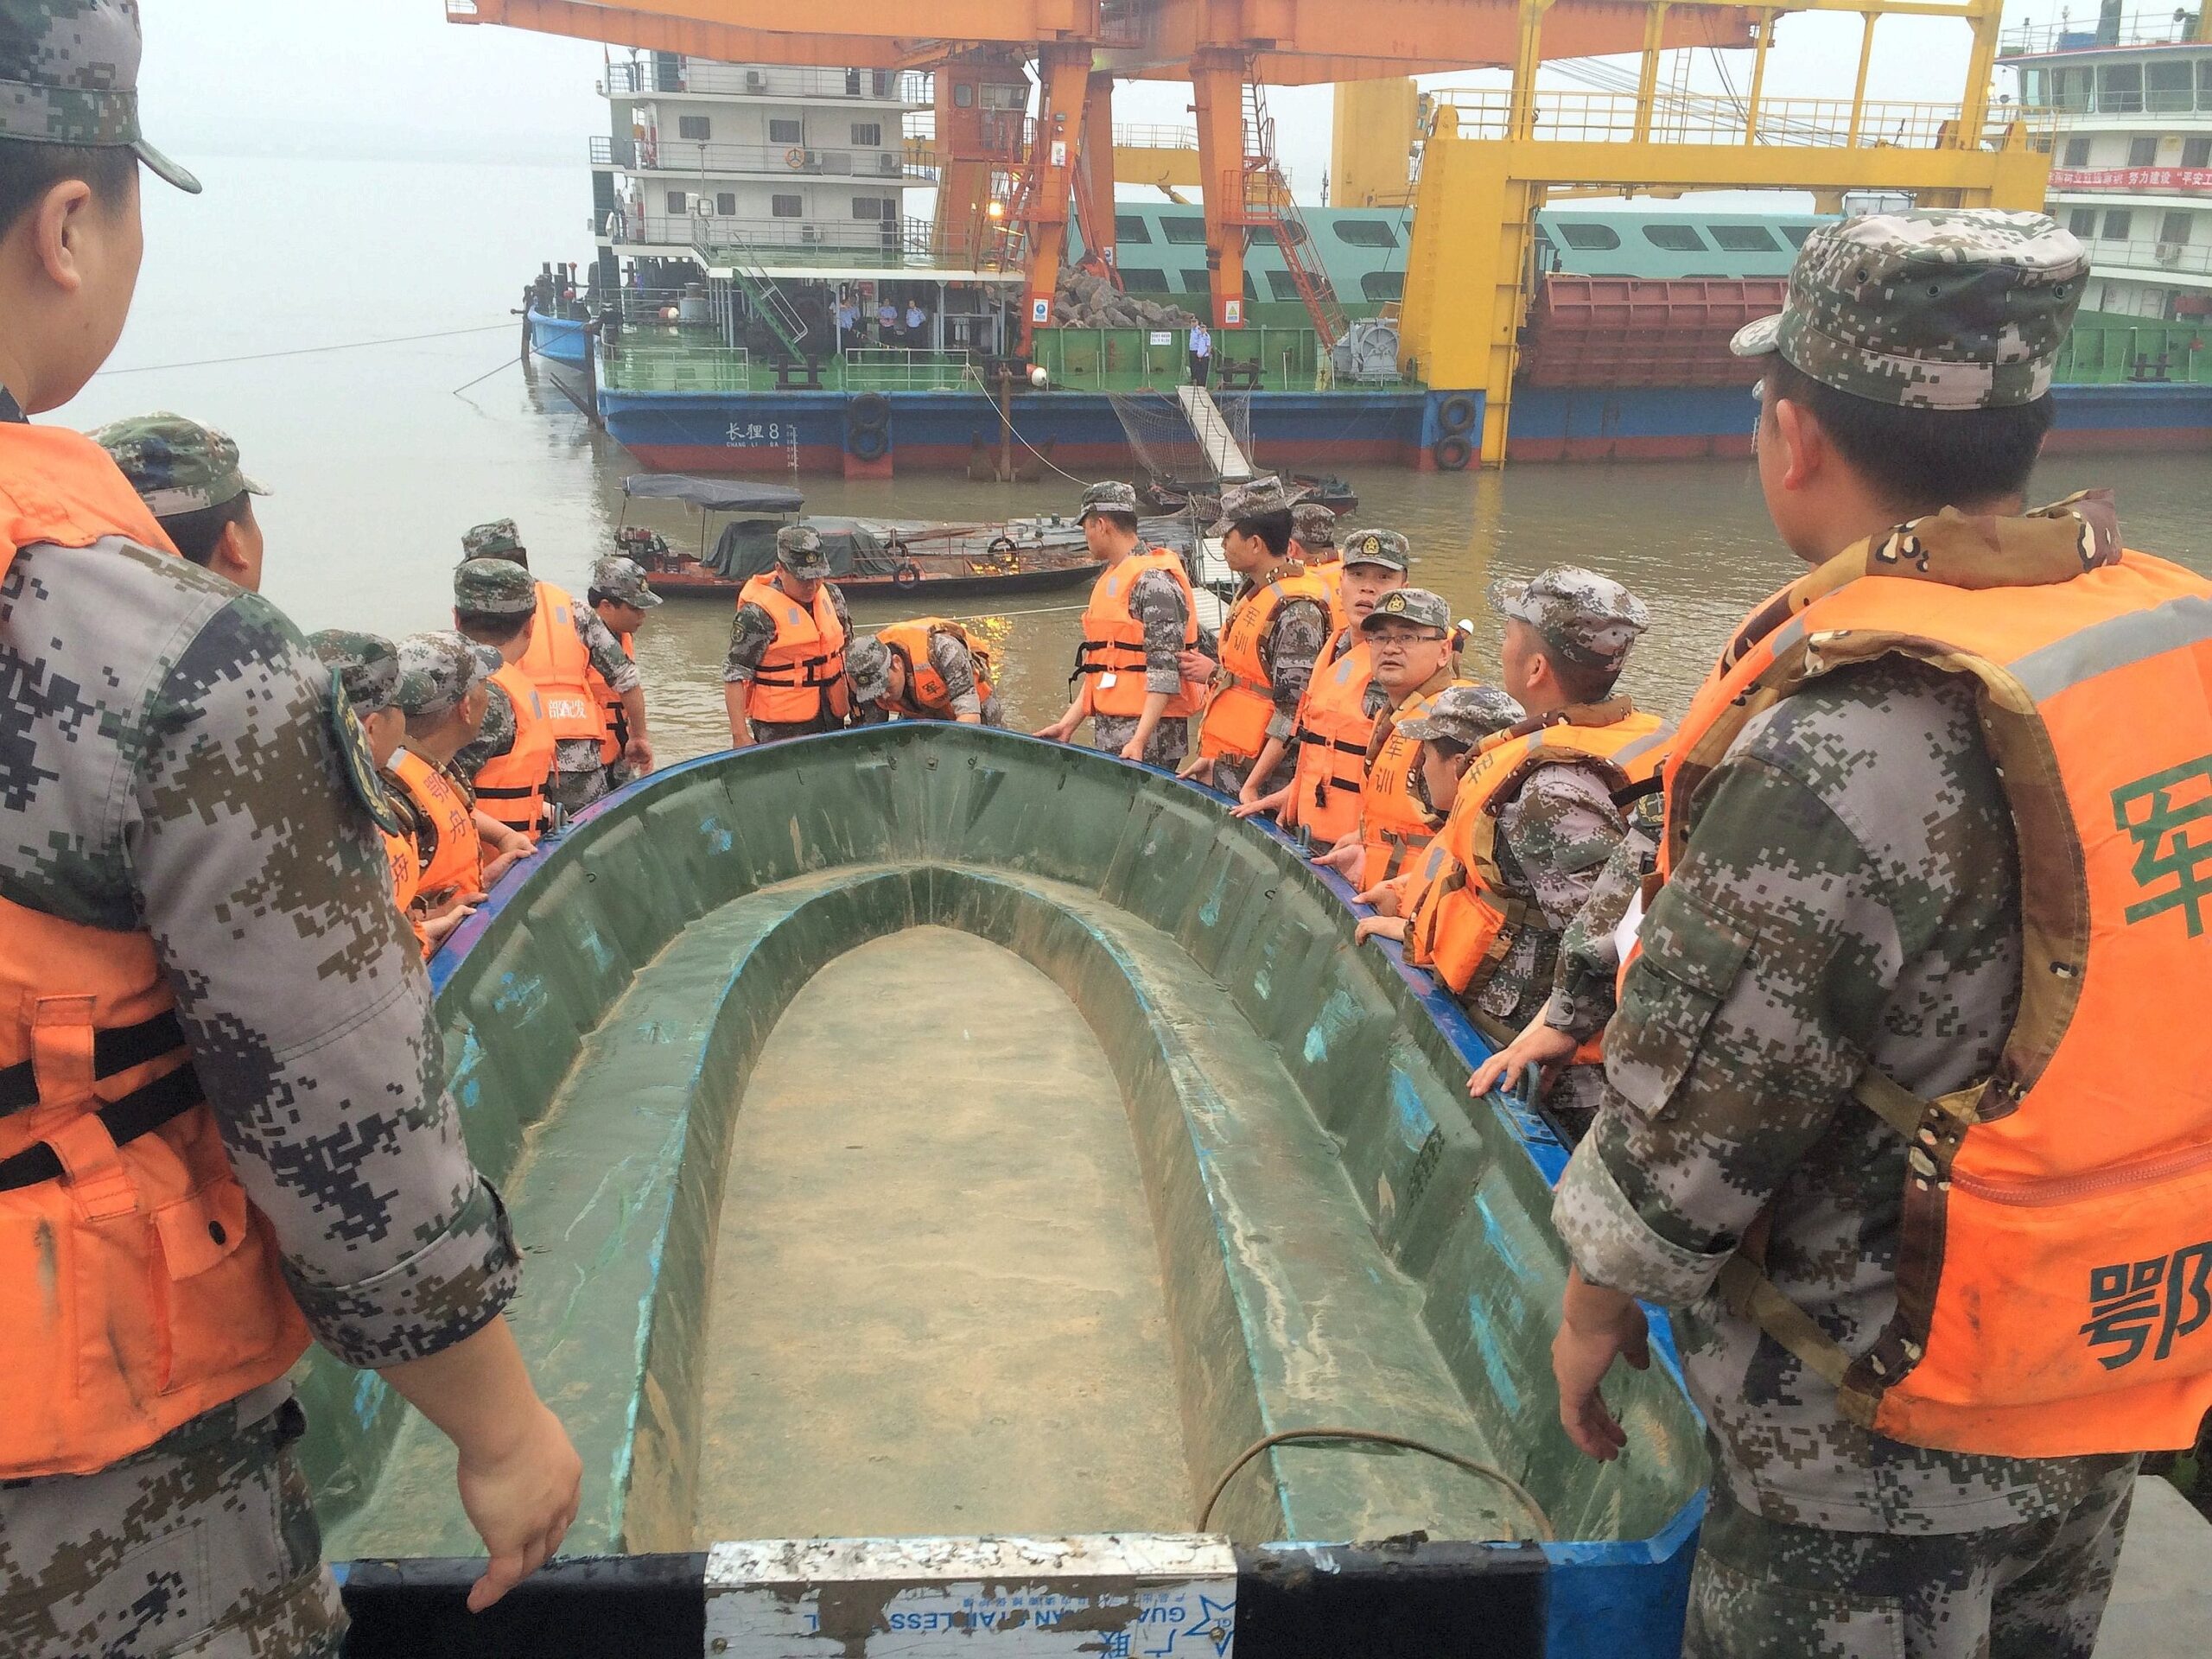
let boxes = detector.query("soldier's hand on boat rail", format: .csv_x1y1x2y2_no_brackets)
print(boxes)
1353,915,1406,945
1032,716,1077,743
1231,785,1288,821
1177,754,1217,784
1312,836,1363,879
1469,1018,1579,1100
1554,1267,1649,1464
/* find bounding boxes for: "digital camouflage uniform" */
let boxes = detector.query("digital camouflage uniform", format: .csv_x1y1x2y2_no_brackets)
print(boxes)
1474,568,1651,1135
721,524,852,744
1290,499,1336,563
391,635,499,901
588,554,658,788
92,410,268,524
1079,481,1193,771
1552,210,2138,1659
1205,479,1329,797
846,628,1006,728
461,522,639,814
448,557,536,797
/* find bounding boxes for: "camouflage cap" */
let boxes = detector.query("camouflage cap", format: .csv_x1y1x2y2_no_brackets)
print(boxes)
1206,474,1294,536
1489,565,1649,672
1290,500,1337,550
1361,586,1452,634
454,556,537,616
775,522,832,579
308,629,399,716
90,411,266,516
844,634,893,702
461,518,525,562
1398,683,1526,748
1338,526,1410,573
391,631,498,719
0,0,200,192
589,553,662,609
1077,480,1139,522
1730,209,2088,410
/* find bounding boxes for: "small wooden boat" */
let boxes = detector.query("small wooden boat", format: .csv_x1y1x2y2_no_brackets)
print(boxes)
302,725,1709,1657
613,474,1104,603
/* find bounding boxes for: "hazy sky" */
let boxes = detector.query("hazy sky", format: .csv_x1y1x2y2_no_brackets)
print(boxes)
148,1,2041,190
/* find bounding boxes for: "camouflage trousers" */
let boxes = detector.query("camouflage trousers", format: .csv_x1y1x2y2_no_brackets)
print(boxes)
0,1387,346,1659
1092,714,1189,772
751,715,847,746
546,764,608,817
1209,751,1294,804
1683,1455,2139,1659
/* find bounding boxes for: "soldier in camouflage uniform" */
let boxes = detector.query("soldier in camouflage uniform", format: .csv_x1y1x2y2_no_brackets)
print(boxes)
92,410,269,588
585,554,659,788
722,524,854,745
462,518,646,813
1548,212,2140,1658
1039,480,1198,770
845,626,1007,728
1289,498,1337,568
0,14,579,1653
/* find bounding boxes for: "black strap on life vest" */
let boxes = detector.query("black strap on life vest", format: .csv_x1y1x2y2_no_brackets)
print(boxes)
1611,775,1664,809
473,782,537,800
752,652,840,688
0,1036,205,1195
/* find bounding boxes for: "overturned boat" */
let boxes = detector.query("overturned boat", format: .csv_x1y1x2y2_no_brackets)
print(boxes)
306,724,1707,1656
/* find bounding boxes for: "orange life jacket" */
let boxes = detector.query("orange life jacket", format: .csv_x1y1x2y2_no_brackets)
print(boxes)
518,581,603,742
1358,682,1466,890
738,574,850,725
1306,557,1346,631
1642,500,2212,1459
879,617,996,719
1403,706,1667,1032
596,627,634,765
0,425,310,1478
1075,549,1201,719
382,818,431,957
390,748,482,901
1198,569,1332,763
471,664,555,837
1287,634,1377,844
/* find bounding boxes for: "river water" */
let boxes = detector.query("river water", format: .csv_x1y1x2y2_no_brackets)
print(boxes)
59,156,2212,765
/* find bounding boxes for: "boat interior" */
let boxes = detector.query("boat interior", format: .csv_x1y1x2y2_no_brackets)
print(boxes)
299,725,1705,1559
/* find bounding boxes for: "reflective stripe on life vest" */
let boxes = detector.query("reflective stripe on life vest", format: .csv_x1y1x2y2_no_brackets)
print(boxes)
518,582,605,742
471,663,555,837
879,617,995,719
1075,549,1201,720
1643,499,2212,1459
1287,633,1377,844
738,574,850,725
1198,569,1332,764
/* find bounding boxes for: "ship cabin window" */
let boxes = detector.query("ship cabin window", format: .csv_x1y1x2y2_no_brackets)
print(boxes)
851,197,895,219
1120,267,1170,292
768,118,803,145
1555,221,1621,251
1643,224,1708,251
2160,211,2193,245
1709,224,1778,252
2069,208,2098,239
2063,136,2092,167
715,193,737,216
1267,270,1304,299
1178,268,1210,293
2103,208,2133,240
665,189,687,213
1780,224,1817,247
1245,272,1259,302
772,194,802,218
2186,136,2212,168
1160,216,1209,244
2049,66,2094,110
2097,62,2143,113
851,123,882,146
1248,226,1278,247
2203,59,2212,104
1115,215,1153,244
2145,60,2194,112
1361,271,1405,301
953,82,975,108
2128,135,2158,167
677,115,711,142
1332,219,1400,248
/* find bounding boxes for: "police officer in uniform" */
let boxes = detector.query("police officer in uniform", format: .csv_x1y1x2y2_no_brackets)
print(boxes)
0,10,578,1654
92,410,269,588
1548,212,2168,1657
723,524,854,746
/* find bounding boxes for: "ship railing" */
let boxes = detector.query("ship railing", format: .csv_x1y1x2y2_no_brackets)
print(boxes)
2078,237,2212,277
1114,123,1201,150
590,135,928,180
601,60,930,105
1429,88,2051,149
1999,11,2209,55
2038,89,2212,117
839,349,972,391
624,214,927,264
598,343,755,394
2056,317,2212,385
1033,325,1333,392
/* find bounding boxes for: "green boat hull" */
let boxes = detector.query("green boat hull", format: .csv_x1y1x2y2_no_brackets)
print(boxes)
302,724,1709,1654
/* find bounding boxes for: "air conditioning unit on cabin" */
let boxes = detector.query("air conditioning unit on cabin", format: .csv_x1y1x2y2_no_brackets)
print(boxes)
745,69,767,92
800,150,823,173
800,225,825,243
2154,244,2186,266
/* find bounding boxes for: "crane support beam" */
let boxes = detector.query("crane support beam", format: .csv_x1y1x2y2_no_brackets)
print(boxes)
1191,51,1249,331
1077,72,1119,270
1019,43,1096,349
449,0,918,66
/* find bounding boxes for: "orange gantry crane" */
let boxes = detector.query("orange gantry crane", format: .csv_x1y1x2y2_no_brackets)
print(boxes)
447,0,1760,346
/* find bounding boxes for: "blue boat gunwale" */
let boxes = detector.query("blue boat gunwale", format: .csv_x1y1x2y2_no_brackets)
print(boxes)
401,726,1706,1652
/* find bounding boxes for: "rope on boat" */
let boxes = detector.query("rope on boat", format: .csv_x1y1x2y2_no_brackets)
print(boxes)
1197,1426,1555,1541
962,365,1093,486
932,600,1091,622
94,321,518,378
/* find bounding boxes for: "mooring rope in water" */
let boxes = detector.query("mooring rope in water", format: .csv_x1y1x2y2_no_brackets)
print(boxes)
961,365,1094,487
95,321,518,378
1197,1426,1555,1541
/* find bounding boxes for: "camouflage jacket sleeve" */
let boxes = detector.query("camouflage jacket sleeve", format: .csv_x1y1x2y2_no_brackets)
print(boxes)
721,601,778,683
452,679,518,784
1542,805,1659,1040
926,630,983,718
574,606,640,694
1129,568,1193,698
1260,595,1330,741
1496,761,1626,928
1552,664,2012,1309
827,582,853,642
119,576,518,1366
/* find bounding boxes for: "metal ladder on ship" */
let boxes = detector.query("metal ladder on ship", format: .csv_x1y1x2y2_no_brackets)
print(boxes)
1175,384,1255,484
695,232,809,359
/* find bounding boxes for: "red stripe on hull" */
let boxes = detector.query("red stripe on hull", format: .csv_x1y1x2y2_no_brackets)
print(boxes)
2040,424,2212,454
1506,433,1755,462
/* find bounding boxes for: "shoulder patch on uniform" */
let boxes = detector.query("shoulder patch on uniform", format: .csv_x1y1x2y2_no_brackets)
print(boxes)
328,670,404,835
